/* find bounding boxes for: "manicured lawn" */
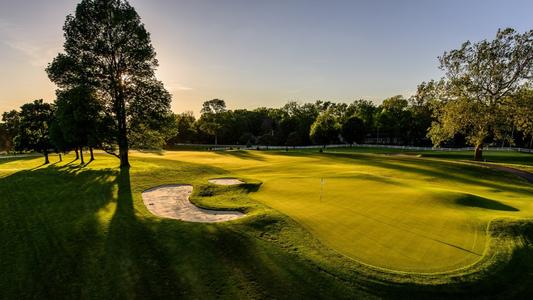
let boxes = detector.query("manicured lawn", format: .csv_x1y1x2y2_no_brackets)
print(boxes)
154,150,533,272
1,149,533,298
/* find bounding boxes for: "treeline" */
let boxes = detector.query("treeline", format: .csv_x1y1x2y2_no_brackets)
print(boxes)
0,4,532,165
168,96,434,147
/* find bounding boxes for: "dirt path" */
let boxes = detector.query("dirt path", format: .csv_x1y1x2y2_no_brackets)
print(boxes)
475,162,533,184
142,184,244,222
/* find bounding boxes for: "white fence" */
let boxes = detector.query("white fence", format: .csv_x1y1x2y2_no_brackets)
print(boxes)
0,153,41,160
173,143,533,153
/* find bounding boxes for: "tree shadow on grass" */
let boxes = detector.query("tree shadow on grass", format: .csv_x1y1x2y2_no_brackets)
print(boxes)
0,166,116,299
277,151,533,195
103,167,183,299
213,150,267,161
454,194,519,212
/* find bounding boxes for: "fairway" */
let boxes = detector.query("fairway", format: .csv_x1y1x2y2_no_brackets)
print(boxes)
137,150,533,273
1,149,533,299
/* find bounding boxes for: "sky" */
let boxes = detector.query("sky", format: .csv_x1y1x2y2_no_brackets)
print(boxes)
1,0,532,116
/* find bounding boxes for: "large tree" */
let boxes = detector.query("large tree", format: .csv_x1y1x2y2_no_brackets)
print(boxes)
47,0,171,168
429,28,533,160
15,100,55,164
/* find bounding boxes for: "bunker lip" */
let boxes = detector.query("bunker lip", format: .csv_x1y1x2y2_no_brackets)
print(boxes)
208,178,245,185
142,184,244,223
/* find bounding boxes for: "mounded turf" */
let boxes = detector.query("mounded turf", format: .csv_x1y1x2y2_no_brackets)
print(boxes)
151,150,533,273
1,149,532,298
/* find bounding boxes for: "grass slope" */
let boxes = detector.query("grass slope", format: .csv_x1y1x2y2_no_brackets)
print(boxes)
153,150,533,272
0,150,532,299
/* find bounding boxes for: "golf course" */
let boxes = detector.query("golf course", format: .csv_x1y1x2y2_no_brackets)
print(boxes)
2,0,533,298
1,148,532,298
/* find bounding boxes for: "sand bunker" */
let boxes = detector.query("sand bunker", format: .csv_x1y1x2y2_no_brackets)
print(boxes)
208,178,245,185
142,184,244,222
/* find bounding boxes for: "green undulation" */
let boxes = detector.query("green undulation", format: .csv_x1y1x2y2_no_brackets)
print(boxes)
0,149,532,299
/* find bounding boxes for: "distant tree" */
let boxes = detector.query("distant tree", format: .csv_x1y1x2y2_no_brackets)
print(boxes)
169,112,196,145
310,111,339,147
201,99,227,115
285,131,302,147
0,125,9,152
239,132,256,146
47,0,171,168
281,102,320,145
341,115,366,144
15,100,55,164
375,96,410,144
199,99,227,144
1,110,20,153
429,28,533,160
257,133,274,147
346,100,376,129
407,81,442,146
509,87,533,148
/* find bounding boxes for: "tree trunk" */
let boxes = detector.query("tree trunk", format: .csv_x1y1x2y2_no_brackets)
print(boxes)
75,148,79,160
474,145,483,161
44,150,49,164
214,134,218,145
80,147,85,164
90,147,94,161
117,92,130,168
59,153,62,162
530,135,533,149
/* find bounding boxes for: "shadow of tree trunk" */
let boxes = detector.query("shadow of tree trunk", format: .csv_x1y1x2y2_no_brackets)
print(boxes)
103,167,183,299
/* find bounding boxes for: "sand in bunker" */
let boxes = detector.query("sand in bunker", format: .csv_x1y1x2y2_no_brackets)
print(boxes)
142,185,244,222
208,178,244,185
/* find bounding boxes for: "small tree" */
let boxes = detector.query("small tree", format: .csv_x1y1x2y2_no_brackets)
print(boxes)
310,111,339,148
1,110,21,153
169,112,196,144
199,99,227,144
341,115,366,144
430,28,533,160
15,100,55,164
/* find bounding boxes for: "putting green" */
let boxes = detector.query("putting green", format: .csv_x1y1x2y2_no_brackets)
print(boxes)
137,150,533,272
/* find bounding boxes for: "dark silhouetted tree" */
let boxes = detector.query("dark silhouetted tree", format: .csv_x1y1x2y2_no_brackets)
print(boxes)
15,100,55,164
1,110,20,153
47,0,171,168
341,115,366,144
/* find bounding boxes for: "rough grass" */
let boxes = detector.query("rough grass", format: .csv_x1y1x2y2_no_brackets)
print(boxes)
0,150,532,299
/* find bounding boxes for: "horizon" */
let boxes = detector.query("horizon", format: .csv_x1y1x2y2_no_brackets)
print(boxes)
1,0,532,116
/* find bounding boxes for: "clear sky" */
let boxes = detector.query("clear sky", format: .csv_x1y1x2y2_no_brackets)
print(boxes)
1,0,532,115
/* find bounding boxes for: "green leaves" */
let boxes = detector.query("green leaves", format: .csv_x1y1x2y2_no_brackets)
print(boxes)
430,28,533,152
47,0,172,164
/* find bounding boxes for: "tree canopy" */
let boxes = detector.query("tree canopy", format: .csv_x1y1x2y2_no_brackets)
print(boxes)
47,0,172,167
14,100,55,164
429,28,533,160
